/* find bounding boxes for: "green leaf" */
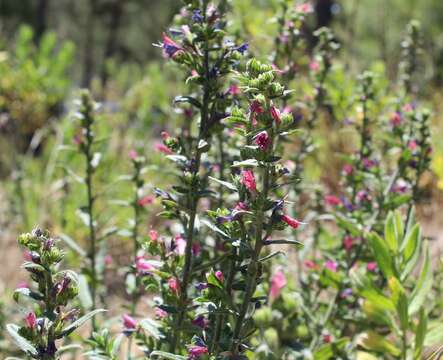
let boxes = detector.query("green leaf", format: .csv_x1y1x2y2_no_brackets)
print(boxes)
409,243,432,315
414,308,427,359
232,159,259,168
59,233,86,257
59,309,106,337
384,212,398,253
200,219,229,238
78,274,93,310
425,323,443,346
388,277,408,331
208,176,237,192
111,333,125,356
139,318,164,340
356,331,401,356
13,287,44,302
173,95,202,108
368,233,394,278
262,239,303,248
400,224,421,264
6,324,38,356
149,351,187,360
360,287,395,312
207,270,223,289
335,214,361,237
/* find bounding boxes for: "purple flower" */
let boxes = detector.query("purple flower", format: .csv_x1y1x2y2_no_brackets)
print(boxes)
187,345,208,359
195,282,208,291
192,9,204,23
192,315,208,329
235,43,249,54
162,33,183,59
122,314,137,330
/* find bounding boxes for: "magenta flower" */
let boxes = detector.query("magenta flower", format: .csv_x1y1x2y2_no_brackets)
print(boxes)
250,100,264,114
281,214,301,229
229,84,240,95
122,314,137,329
104,255,113,266
161,131,170,140
154,142,173,155
192,315,208,329
138,195,154,206
296,2,314,13
408,140,418,151
215,270,224,283
343,164,353,176
343,235,354,252
168,277,179,294
270,269,287,299
367,262,377,272
192,242,201,256
234,202,248,211
323,334,332,343
135,258,155,274
254,131,271,151
149,229,159,242
309,60,320,72
390,112,402,127
25,312,37,329
325,260,338,272
129,149,138,160
17,281,29,289
270,105,281,125
155,307,168,319
324,195,341,206
304,260,317,269
175,234,186,255
187,345,208,359
241,170,257,192
162,33,184,59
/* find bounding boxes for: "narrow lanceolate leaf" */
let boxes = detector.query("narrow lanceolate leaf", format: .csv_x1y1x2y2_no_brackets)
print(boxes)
149,351,187,360
232,159,258,168
384,212,398,253
13,287,44,302
368,233,394,278
200,219,229,238
335,214,361,237
139,318,164,340
400,224,421,263
409,243,432,315
262,239,303,248
59,233,86,257
414,308,427,359
388,277,408,331
58,309,106,337
208,176,238,191
356,331,401,356
6,324,38,356
78,274,93,309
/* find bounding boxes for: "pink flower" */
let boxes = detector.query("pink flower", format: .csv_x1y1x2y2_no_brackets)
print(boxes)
234,202,248,211
122,314,137,329
73,133,83,145
241,170,257,192
408,140,418,151
390,112,402,127
129,149,138,160
149,229,158,242
154,142,173,154
155,307,168,319
161,131,170,140
309,60,320,72
104,255,113,266
138,195,154,207
168,277,179,294
192,242,201,256
250,100,264,114
304,260,317,269
187,345,208,359
281,214,302,229
25,312,37,329
23,251,32,261
367,262,377,272
270,270,287,299
162,33,184,59
296,2,314,13
343,235,354,252
215,270,224,283
270,105,281,125
17,281,29,289
175,234,186,255
343,164,353,176
403,103,414,113
323,334,332,343
254,131,271,151
324,195,341,206
325,260,338,272
228,84,240,95
135,258,155,274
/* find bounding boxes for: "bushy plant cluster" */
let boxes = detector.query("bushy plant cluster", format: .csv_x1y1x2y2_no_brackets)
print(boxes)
3,1,442,360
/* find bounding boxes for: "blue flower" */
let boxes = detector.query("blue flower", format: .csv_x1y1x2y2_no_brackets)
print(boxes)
235,43,249,54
